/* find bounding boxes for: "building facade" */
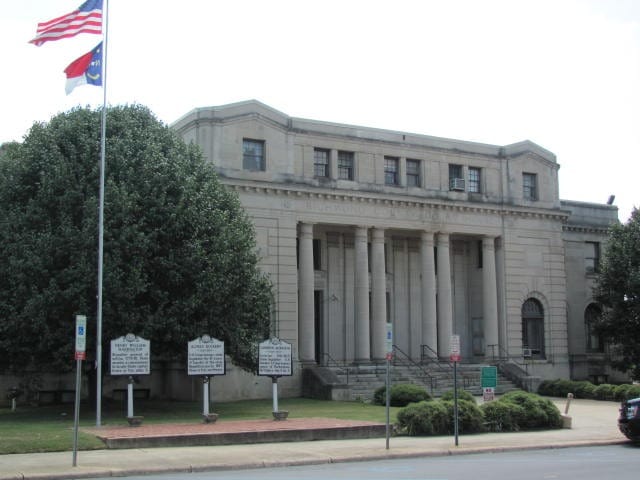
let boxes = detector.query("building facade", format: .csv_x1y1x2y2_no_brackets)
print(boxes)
172,100,619,396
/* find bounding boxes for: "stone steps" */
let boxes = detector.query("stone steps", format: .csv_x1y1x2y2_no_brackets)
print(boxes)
331,363,518,401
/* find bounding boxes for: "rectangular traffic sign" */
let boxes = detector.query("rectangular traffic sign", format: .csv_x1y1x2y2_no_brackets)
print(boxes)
75,315,87,360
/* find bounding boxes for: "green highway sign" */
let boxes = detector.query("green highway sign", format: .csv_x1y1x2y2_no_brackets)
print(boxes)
481,366,497,388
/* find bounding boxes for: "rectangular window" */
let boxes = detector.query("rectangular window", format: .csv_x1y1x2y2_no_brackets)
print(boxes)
406,159,421,187
384,156,399,185
338,150,354,180
313,148,329,178
242,139,265,171
523,172,538,201
585,242,600,274
449,164,465,190
313,239,321,271
468,167,481,193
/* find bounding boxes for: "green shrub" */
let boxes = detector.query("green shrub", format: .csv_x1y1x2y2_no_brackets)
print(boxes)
593,384,616,401
499,390,562,429
440,389,476,403
537,379,556,396
396,400,449,435
615,384,640,401
373,383,431,407
538,379,589,398
572,381,597,399
441,399,486,434
396,397,485,436
538,378,580,398
614,384,632,401
629,385,640,400
480,400,525,432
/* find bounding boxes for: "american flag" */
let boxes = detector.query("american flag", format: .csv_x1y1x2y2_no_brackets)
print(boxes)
29,0,103,46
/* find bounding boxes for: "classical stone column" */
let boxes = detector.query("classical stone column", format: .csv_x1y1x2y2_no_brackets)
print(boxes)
298,223,315,363
354,226,370,361
436,233,453,358
482,236,500,358
329,149,338,181
371,228,387,360
421,231,438,357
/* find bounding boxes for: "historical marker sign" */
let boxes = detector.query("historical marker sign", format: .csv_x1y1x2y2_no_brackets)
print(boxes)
110,334,150,375
188,335,225,376
258,338,292,377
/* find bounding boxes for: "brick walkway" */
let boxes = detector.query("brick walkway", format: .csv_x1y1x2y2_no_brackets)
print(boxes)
85,418,384,441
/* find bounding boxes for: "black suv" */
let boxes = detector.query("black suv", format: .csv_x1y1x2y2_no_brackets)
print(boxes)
618,397,640,441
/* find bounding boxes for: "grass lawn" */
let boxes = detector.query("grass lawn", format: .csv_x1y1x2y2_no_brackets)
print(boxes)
0,398,399,454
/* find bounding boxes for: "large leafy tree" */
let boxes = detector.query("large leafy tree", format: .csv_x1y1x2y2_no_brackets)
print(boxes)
0,105,272,373
594,208,640,380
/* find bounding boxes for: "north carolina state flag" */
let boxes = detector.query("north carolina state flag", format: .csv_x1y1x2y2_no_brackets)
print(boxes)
64,42,102,95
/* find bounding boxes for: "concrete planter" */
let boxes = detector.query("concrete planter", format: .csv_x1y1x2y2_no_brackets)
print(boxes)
272,410,289,421
203,413,219,424
126,416,144,427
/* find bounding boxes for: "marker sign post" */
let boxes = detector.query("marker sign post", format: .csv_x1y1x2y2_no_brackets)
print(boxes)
72,315,87,467
110,334,150,423
188,335,225,421
258,338,292,420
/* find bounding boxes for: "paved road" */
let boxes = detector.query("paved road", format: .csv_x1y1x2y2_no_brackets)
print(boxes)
93,445,640,480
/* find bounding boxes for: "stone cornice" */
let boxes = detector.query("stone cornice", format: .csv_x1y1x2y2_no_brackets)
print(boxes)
224,179,570,222
563,224,613,234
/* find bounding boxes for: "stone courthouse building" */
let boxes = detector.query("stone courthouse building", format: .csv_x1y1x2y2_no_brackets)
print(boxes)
172,100,619,398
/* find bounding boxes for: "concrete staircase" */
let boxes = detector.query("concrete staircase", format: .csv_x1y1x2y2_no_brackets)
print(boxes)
304,362,519,402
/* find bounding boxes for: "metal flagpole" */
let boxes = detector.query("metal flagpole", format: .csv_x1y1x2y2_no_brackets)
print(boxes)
96,0,110,427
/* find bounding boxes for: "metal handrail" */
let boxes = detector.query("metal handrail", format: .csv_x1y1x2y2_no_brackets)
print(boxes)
488,344,529,374
320,352,350,384
420,344,474,388
392,345,436,393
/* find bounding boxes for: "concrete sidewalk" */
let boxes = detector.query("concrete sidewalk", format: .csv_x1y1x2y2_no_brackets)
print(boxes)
0,399,628,480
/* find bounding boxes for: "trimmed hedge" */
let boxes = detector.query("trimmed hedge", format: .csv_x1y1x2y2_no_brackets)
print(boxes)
396,400,449,435
480,400,525,432
480,390,562,432
397,390,562,436
441,399,486,434
538,379,640,402
498,390,562,429
440,389,476,403
373,383,431,407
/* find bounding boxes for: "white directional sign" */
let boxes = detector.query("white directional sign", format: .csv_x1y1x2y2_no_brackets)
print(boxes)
110,334,150,375
75,315,87,360
258,338,292,377
450,334,461,362
385,323,393,360
188,335,225,376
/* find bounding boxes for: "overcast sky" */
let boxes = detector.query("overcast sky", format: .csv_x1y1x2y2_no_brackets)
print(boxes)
1,0,638,222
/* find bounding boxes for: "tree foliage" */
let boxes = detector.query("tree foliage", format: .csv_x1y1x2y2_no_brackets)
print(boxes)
594,208,640,380
0,105,272,373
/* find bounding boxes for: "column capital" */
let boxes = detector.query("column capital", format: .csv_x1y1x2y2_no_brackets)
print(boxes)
421,231,435,245
371,227,385,242
437,232,450,244
299,222,314,237
483,235,497,248
354,226,368,241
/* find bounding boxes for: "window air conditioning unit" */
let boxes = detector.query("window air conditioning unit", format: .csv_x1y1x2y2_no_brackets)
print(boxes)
449,178,465,191
523,348,533,358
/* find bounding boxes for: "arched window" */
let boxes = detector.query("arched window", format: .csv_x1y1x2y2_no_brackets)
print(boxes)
585,304,604,353
522,298,545,359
